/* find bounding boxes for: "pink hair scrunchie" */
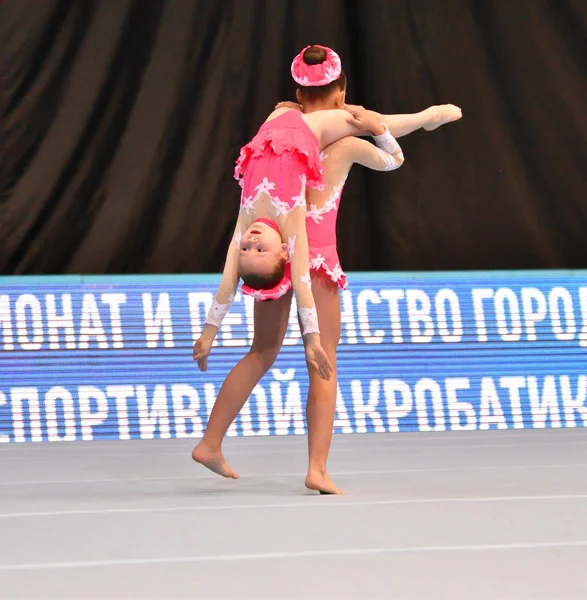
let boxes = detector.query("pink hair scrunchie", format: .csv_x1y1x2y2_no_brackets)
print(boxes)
291,45,342,87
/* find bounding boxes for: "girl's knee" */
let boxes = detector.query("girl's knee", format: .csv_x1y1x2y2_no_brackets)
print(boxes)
249,345,279,371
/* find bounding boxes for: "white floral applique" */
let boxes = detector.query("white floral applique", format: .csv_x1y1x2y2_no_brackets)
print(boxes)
322,194,338,215
276,283,291,297
306,177,346,224
298,306,319,335
301,272,312,288
289,174,308,212
206,295,235,328
291,192,306,211
241,195,256,215
270,196,290,217
254,177,276,196
241,178,280,214
328,263,345,283
248,289,266,301
319,151,329,162
287,236,296,257
306,203,324,223
310,254,326,269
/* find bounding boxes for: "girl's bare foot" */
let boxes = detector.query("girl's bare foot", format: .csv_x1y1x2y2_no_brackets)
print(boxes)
191,442,239,479
423,104,462,131
305,470,344,495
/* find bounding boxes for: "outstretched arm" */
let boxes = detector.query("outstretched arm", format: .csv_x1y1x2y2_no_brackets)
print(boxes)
282,206,333,380
337,130,404,172
340,105,405,169
193,212,245,370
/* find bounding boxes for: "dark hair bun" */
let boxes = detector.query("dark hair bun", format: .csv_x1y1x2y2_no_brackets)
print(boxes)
303,46,327,65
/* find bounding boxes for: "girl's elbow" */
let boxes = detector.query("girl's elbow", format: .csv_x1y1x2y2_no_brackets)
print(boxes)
383,154,404,171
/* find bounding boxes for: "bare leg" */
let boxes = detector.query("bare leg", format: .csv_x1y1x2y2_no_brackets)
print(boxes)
192,290,292,478
303,271,343,494
379,105,462,137
302,104,461,148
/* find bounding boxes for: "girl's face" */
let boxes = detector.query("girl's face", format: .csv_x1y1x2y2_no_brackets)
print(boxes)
237,221,288,278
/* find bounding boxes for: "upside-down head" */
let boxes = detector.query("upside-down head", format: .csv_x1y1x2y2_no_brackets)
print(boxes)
237,220,288,294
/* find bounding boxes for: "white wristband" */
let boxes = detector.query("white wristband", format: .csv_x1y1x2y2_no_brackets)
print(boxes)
205,296,234,328
298,306,320,335
373,124,401,154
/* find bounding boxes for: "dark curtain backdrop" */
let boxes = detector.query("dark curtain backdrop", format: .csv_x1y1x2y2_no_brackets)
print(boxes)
2,0,586,275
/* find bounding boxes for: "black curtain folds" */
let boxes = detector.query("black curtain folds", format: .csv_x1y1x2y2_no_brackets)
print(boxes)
2,0,586,275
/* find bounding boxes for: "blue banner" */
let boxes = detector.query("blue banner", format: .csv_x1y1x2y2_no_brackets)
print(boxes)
1,271,587,443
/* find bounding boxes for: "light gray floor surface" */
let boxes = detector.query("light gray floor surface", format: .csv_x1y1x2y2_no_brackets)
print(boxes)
1,429,586,599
